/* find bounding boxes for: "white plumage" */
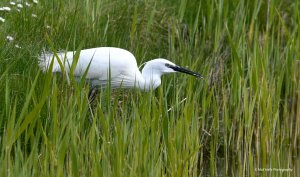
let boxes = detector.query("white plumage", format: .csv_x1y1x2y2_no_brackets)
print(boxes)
39,47,202,91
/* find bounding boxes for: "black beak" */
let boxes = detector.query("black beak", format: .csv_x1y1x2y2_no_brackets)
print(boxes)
166,64,203,78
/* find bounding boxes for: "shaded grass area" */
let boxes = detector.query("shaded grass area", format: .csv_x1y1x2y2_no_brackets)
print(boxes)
0,0,299,176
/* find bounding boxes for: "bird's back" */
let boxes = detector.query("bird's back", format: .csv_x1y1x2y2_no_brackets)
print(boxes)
39,47,144,88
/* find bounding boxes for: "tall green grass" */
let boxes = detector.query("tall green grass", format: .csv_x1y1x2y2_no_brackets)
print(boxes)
0,0,299,176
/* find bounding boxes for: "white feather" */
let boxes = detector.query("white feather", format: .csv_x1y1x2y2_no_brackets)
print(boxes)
38,47,202,90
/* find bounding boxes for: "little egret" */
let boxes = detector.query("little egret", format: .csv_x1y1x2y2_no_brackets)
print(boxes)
39,47,202,99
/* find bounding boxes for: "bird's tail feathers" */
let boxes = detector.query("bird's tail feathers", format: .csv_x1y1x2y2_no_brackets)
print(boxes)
38,50,62,73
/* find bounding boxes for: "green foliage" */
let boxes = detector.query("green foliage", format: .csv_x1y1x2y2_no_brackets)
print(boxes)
0,0,299,176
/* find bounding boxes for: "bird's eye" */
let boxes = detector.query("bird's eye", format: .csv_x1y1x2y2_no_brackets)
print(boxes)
165,63,171,67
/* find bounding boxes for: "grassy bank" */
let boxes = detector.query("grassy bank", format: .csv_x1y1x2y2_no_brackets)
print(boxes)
0,0,299,176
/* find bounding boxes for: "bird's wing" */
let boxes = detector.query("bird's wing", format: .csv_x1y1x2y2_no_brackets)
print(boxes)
39,47,142,88
74,47,139,80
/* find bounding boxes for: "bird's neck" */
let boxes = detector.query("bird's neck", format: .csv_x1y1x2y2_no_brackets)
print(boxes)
138,69,162,91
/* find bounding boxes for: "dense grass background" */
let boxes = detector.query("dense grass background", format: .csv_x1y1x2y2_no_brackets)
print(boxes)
0,0,299,176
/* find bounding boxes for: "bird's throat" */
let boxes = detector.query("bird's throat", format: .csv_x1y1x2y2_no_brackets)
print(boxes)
139,74,161,91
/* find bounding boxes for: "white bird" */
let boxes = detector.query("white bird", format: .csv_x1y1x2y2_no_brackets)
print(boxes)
39,47,202,98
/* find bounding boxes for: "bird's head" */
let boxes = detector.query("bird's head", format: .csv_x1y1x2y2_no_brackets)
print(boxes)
142,58,203,78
